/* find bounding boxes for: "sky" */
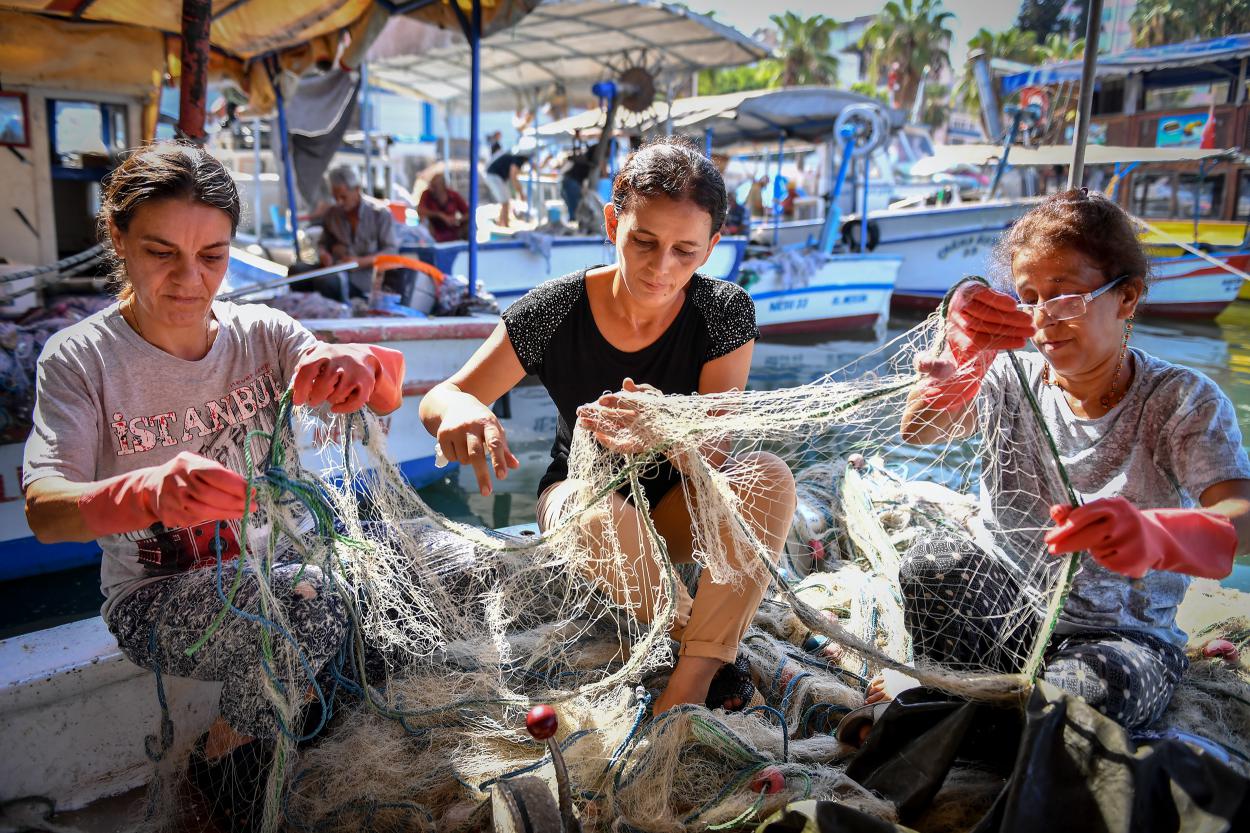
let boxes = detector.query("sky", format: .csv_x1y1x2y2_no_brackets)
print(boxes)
686,0,1022,70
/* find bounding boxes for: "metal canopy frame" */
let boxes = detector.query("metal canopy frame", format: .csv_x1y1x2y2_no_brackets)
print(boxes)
369,0,767,292
368,0,768,108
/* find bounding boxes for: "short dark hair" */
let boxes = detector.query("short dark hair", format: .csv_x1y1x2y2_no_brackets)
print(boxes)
100,142,241,299
611,135,727,236
993,188,1150,295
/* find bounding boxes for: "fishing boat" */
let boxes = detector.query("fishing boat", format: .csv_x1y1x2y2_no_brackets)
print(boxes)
408,233,748,309
852,143,1249,316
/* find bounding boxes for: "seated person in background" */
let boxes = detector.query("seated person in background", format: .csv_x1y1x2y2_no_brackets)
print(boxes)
485,151,529,229
316,165,396,299
418,173,470,243
780,180,799,219
723,189,749,236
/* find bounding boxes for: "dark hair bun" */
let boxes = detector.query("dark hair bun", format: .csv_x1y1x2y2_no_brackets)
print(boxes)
611,135,727,235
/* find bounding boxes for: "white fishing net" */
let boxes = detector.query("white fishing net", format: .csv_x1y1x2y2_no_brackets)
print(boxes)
149,308,1090,832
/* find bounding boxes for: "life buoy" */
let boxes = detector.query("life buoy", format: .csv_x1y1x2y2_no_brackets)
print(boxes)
373,254,445,287
841,219,880,252
1018,86,1050,120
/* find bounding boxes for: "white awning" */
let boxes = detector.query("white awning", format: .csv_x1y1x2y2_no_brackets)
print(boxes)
910,143,1241,176
368,0,769,108
537,87,896,147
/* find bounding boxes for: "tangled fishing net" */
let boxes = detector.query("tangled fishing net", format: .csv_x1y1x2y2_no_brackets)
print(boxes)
141,308,1248,833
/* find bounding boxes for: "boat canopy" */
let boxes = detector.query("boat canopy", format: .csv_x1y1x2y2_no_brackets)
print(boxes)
0,0,537,113
647,87,900,147
368,0,769,108
910,143,1242,176
1001,33,1250,94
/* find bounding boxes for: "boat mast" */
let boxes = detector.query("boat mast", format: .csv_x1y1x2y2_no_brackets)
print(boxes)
1068,0,1105,188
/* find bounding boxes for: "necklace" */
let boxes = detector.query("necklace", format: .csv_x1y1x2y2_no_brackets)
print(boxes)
1042,317,1134,410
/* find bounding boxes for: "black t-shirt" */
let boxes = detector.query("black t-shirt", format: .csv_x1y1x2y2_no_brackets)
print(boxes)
563,142,600,183
502,269,759,506
487,153,527,179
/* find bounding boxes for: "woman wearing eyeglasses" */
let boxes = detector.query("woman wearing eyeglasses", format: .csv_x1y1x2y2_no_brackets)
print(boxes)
869,189,1250,734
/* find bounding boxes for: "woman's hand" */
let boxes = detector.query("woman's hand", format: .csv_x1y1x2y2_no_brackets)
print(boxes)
915,281,1035,412
78,451,253,537
576,378,659,455
436,392,520,496
292,343,405,415
1045,497,1238,579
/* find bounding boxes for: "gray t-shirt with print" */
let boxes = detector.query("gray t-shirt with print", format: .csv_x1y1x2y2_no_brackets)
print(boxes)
22,300,317,619
976,347,1250,647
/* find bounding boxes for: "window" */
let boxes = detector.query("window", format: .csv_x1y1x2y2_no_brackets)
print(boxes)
1144,81,1230,112
1236,171,1250,220
1176,173,1224,219
49,100,128,166
1132,173,1175,218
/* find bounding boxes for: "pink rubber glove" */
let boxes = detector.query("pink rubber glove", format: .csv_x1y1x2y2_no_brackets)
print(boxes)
915,281,1035,412
292,343,405,415
1045,498,1238,580
78,451,251,537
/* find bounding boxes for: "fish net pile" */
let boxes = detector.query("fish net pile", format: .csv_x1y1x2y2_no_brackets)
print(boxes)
146,311,1194,833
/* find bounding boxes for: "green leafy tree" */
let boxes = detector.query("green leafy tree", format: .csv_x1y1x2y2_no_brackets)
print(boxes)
955,28,1042,134
850,81,890,103
1131,0,1250,46
1016,0,1069,40
696,12,843,96
696,63,780,96
770,11,841,87
920,82,951,130
859,0,955,115
1038,33,1084,62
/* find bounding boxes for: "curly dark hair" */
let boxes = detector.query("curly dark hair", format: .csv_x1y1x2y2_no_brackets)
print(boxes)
611,135,727,236
991,188,1150,296
100,142,241,299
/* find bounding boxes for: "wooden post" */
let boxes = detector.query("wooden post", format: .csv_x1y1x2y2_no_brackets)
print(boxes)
177,0,212,142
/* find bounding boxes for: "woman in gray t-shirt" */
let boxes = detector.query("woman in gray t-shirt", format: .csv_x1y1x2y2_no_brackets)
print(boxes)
21,144,404,818
890,189,1250,731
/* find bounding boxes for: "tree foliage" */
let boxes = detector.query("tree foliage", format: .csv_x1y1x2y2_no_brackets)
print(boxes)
1131,0,1250,47
770,11,841,87
1015,0,1069,40
696,62,780,96
859,0,954,116
697,11,842,96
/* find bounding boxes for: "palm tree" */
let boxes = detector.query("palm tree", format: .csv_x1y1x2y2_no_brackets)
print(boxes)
1038,33,1084,62
769,11,841,87
1131,0,1250,47
859,0,955,115
954,28,1042,136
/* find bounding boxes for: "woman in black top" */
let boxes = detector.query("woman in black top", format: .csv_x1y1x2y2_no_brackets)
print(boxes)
421,136,796,713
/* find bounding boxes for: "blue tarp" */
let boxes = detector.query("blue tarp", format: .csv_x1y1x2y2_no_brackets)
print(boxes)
1001,33,1250,94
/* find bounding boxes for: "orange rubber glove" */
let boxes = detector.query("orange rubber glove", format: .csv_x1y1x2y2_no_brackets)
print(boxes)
292,343,405,415
915,280,1035,412
1045,498,1238,580
78,451,251,537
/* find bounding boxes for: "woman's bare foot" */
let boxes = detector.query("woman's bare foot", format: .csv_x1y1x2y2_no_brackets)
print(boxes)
653,655,723,714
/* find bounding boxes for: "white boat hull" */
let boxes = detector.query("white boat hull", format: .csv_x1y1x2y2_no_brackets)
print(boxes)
745,254,902,336
853,201,1034,310
410,236,747,309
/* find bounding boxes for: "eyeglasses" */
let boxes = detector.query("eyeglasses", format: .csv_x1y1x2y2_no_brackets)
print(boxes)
1015,275,1127,322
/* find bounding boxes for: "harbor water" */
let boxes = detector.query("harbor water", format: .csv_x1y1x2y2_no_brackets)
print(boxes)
4,304,1250,638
